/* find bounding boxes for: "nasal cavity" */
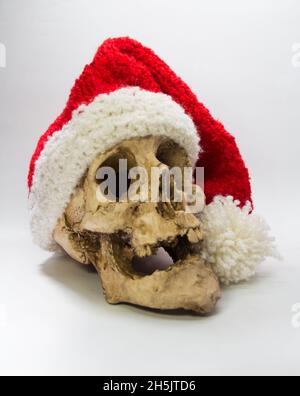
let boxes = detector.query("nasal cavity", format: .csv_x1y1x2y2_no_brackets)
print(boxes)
132,248,174,275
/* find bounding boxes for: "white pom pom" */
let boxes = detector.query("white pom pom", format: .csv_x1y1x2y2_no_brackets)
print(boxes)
199,196,278,285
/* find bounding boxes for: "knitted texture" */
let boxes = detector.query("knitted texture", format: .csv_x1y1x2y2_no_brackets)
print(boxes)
28,37,251,206
29,88,200,250
200,196,278,285
28,37,275,285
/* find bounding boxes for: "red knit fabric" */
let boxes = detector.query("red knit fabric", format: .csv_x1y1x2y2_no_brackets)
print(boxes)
28,37,252,206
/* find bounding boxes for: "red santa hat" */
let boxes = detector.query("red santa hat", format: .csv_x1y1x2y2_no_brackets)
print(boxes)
28,37,276,284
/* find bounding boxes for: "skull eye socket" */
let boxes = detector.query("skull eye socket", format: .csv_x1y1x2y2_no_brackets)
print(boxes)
96,150,137,201
156,139,189,169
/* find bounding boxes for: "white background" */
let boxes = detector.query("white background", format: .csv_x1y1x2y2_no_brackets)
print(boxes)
0,0,300,376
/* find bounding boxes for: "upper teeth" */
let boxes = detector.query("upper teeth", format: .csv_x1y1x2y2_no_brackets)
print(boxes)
134,245,153,258
187,228,202,244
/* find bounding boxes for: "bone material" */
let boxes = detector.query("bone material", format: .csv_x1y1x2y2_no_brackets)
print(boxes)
54,136,221,314
95,236,221,314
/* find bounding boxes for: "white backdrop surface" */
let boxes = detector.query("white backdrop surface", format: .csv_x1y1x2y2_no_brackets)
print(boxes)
0,0,299,375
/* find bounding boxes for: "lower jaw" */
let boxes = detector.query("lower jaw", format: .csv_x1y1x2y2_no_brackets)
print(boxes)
87,234,221,314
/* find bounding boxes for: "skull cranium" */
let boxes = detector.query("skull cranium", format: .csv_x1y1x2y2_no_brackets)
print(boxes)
54,136,221,313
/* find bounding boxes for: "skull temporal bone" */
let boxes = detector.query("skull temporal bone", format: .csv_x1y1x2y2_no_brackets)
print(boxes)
54,136,221,313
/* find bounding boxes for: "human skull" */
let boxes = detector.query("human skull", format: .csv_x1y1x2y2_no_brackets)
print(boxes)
54,136,221,313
